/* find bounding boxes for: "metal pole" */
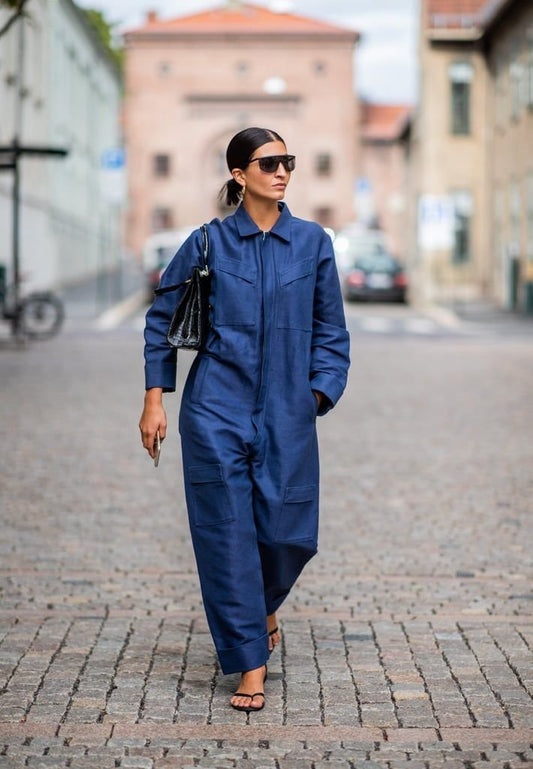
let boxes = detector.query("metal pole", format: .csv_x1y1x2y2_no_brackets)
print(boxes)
15,13,25,138
12,12,25,336
12,144,20,335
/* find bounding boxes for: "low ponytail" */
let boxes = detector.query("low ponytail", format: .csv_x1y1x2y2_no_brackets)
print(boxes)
219,177,243,207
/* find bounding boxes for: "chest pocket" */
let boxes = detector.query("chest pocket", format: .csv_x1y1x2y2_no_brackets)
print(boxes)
277,257,315,331
214,256,257,326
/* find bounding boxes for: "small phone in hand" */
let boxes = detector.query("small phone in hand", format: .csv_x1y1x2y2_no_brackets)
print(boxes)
153,431,161,467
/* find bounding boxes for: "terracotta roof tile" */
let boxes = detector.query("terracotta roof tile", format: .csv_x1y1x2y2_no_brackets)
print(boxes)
127,2,358,38
361,103,413,141
427,0,487,29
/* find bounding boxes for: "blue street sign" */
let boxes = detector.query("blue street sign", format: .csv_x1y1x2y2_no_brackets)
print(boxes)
101,148,125,169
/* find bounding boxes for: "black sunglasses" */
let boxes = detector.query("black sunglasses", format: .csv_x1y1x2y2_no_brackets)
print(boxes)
247,154,296,173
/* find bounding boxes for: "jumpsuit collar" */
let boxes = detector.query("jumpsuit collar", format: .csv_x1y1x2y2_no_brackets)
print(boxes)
234,202,292,242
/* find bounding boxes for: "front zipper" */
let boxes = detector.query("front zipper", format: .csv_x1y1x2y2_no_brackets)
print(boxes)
256,231,269,408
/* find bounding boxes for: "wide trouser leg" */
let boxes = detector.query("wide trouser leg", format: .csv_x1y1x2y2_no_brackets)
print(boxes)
181,424,269,675
252,424,320,617
259,540,317,615
180,403,319,674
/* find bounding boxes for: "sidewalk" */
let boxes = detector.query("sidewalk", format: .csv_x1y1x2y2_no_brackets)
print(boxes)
430,298,533,337
0,309,532,767
60,260,146,331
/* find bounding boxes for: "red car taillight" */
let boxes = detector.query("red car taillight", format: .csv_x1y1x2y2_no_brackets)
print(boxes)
394,272,407,288
347,270,365,287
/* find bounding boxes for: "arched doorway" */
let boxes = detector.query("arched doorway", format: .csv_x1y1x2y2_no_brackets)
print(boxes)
203,126,246,220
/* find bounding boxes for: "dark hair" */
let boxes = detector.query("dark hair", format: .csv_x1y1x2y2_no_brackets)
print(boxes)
219,127,285,206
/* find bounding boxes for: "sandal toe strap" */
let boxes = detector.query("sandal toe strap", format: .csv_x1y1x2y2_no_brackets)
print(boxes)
233,691,265,699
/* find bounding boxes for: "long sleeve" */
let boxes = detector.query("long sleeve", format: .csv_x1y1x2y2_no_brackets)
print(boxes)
309,230,350,415
143,228,204,391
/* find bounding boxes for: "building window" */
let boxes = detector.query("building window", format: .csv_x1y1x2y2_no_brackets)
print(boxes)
495,53,507,128
449,61,473,135
509,37,524,120
315,153,332,176
493,188,504,277
451,190,473,263
509,180,521,247
527,174,533,261
215,150,226,175
152,207,173,231
154,154,170,177
528,32,533,109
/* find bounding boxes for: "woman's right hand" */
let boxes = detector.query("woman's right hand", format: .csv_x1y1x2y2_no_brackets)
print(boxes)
139,388,167,458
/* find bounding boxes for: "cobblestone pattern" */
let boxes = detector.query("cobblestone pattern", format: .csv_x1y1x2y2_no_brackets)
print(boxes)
1,323,532,766
0,733,532,769
0,615,531,729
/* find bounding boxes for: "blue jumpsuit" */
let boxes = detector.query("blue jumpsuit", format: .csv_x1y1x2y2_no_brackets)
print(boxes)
144,202,350,674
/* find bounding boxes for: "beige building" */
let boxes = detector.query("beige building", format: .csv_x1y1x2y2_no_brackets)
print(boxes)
124,2,359,259
483,0,533,311
410,0,533,311
358,103,412,261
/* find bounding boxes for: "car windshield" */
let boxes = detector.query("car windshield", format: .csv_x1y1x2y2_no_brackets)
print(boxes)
155,246,177,268
353,253,398,272
334,233,389,271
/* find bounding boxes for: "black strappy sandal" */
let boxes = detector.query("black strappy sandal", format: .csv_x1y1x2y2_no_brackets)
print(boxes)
230,665,267,713
269,626,280,649
230,690,265,713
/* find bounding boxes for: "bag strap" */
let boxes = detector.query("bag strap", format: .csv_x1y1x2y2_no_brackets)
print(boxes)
154,224,209,296
201,223,209,273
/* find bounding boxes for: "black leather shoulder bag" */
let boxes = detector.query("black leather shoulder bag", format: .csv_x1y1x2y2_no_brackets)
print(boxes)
154,224,211,350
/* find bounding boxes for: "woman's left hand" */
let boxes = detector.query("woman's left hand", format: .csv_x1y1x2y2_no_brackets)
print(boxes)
313,390,324,410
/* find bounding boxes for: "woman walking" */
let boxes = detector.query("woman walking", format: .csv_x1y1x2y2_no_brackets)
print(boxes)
139,127,350,712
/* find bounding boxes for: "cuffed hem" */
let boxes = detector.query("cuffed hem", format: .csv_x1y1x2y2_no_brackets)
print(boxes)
217,632,270,675
144,362,177,392
309,372,344,415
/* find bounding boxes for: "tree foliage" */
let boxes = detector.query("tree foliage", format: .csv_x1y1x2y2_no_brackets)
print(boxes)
82,8,124,71
0,2,123,72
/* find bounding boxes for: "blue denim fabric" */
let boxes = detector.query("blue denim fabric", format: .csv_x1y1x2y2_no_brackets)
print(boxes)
144,203,350,674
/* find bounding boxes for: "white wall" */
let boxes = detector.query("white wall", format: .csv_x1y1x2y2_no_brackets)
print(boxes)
0,0,122,292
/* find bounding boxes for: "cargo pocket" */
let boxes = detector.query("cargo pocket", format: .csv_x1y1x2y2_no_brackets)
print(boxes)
277,258,315,331
214,256,257,326
188,464,234,527
274,484,318,542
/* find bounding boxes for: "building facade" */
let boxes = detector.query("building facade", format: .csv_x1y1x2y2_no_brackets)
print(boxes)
410,0,533,311
358,103,412,261
0,0,122,291
123,2,359,258
482,0,533,311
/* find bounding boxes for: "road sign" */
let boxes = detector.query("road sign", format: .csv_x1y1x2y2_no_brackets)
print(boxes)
101,148,125,169
418,195,455,251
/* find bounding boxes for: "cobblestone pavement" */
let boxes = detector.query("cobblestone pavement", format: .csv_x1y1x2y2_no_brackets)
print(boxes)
1,305,532,767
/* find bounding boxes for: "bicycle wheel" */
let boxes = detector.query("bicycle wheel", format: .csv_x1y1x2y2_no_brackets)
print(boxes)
21,292,65,340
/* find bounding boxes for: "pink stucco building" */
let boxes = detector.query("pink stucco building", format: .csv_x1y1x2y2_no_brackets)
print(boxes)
124,2,359,257
358,103,412,261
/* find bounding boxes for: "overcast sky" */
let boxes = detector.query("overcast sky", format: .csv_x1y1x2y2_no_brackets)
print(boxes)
77,0,419,104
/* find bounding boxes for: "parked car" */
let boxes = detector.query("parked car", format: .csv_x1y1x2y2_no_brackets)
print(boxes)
334,229,408,303
142,227,196,300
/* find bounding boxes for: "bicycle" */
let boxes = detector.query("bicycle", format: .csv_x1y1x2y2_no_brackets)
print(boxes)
0,268,65,340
